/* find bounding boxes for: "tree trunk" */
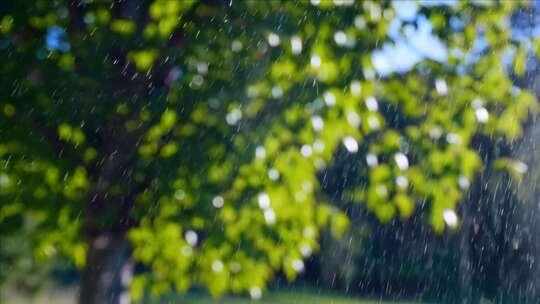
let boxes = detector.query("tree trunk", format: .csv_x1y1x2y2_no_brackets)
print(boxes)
457,174,482,304
79,233,133,304
458,215,473,304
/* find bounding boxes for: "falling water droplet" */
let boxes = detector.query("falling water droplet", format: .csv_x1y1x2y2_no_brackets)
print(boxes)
212,196,224,208
443,209,458,228
343,136,359,153
258,192,271,209
185,230,198,246
267,32,280,47
291,35,302,54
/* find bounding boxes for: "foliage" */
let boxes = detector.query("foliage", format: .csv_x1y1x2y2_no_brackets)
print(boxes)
0,0,537,301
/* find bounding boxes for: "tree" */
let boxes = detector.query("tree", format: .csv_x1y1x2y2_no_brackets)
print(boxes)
0,1,537,303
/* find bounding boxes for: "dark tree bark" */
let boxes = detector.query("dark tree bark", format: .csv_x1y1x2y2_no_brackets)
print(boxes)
79,233,133,304
78,125,142,304
457,173,484,304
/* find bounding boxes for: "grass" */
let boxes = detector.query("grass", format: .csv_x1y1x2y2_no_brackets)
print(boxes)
3,287,418,304
170,289,417,304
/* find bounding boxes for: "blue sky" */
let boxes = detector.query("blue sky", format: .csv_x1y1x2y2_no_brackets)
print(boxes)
46,26,70,52
372,0,449,75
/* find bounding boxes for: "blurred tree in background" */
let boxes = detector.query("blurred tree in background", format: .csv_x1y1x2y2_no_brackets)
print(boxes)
0,1,538,304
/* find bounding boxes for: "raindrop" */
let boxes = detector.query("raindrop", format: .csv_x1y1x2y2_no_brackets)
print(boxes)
247,86,258,98
302,181,313,193
366,153,378,167
335,0,354,5
191,75,204,87
367,116,380,130
181,246,193,257
346,111,361,128
267,32,280,47
268,168,280,180
292,259,305,272
264,209,276,225
291,35,302,54
435,78,448,95
231,40,243,52
212,196,224,208
369,3,381,20
185,230,198,246
446,133,460,144
354,16,366,29
258,192,271,209
443,209,458,228
303,226,316,238
313,139,325,152
174,189,186,201
334,31,347,45
512,239,520,250
300,144,313,157
396,175,408,189
475,107,489,123
271,85,283,98
394,152,409,170
311,115,324,132
323,91,336,106
212,260,224,273
0,174,9,188
310,55,322,68
255,146,266,159
510,85,521,96
226,108,242,125
250,286,262,300
196,62,208,75
429,127,442,140
343,136,359,153
350,80,362,96
230,262,242,273
471,97,483,108
514,161,528,174
300,244,313,257
376,184,388,197
364,68,375,80
458,175,470,190
365,96,378,112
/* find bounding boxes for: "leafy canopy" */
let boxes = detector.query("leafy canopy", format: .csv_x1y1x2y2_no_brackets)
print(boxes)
0,0,537,300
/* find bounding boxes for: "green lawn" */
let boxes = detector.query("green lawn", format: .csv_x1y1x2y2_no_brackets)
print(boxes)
3,287,418,304
170,289,417,304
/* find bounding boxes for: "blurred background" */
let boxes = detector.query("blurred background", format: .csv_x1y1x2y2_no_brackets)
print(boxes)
1,1,540,303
